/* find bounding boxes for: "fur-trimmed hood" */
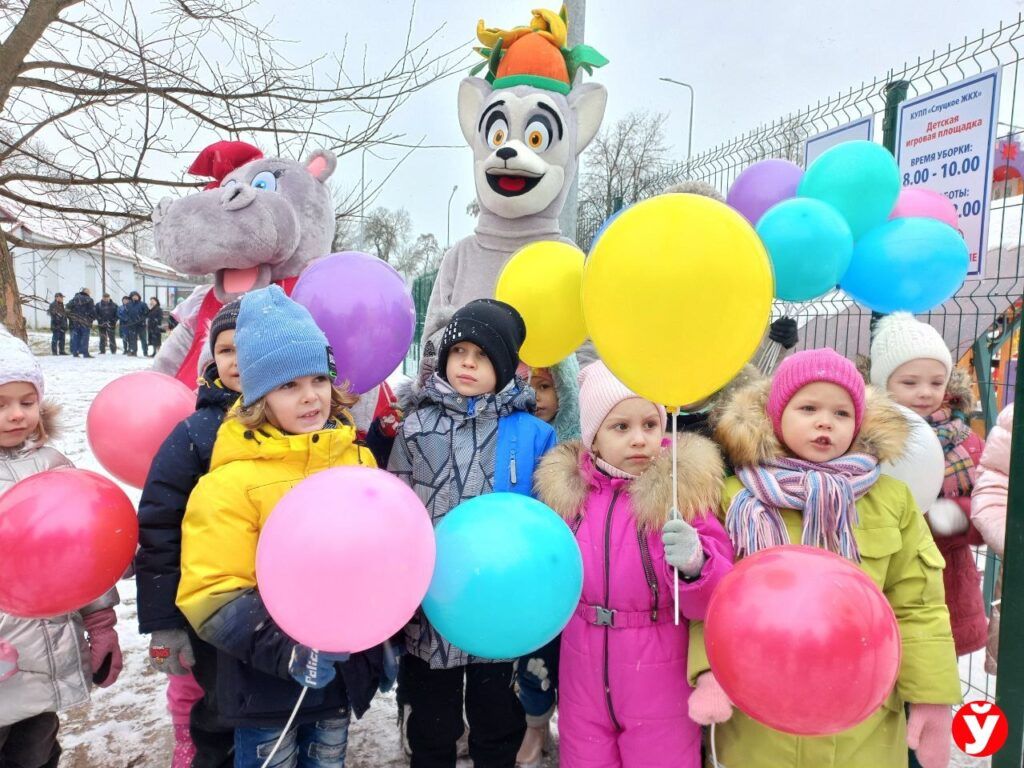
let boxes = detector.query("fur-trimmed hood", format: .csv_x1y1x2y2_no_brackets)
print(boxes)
714,371,910,466
534,434,724,532
538,355,581,443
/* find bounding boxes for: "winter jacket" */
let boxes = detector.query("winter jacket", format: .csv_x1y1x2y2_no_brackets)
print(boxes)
388,373,556,669
124,298,146,329
117,303,129,328
0,405,119,727
136,368,240,633
972,403,1013,674
176,412,382,727
688,376,961,768
95,299,118,328
65,291,95,327
535,437,732,768
47,301,67,332
147,304,163,336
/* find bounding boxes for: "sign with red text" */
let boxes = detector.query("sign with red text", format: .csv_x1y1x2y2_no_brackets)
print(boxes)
896,69,1001,276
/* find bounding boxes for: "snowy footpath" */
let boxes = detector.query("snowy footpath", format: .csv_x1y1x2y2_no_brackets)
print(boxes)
32,341,982,767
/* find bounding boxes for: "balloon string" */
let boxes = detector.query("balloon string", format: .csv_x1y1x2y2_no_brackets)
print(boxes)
710,722,722,767
260,685,309,768
672,408,680,626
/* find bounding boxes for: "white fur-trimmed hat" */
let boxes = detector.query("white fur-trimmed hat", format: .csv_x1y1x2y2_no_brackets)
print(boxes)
0,330,44,398
869,312,953,389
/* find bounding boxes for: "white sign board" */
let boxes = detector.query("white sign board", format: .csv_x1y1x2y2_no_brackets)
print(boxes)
804,117,874,167
895,69,1001,276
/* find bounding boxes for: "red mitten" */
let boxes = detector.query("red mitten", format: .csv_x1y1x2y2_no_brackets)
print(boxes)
688,672,734,725
907,703,952,768
0,640,18,683
83,607,123,688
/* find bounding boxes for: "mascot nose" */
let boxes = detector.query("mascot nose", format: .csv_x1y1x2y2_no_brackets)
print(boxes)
221,184,256,211
496,147,518,161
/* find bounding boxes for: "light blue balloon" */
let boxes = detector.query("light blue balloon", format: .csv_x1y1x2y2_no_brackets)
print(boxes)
422,493,583,659
840,217,969,313
588,207,626,253
798,141,901,239
756,198,853,301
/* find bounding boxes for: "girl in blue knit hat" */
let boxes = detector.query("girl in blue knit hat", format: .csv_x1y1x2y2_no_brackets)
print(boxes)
176,285,385,768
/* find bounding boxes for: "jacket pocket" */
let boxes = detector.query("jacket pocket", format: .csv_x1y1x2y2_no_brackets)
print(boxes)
856,526,902,585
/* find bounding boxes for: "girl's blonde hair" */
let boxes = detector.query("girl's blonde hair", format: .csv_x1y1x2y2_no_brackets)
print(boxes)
235,382,359,430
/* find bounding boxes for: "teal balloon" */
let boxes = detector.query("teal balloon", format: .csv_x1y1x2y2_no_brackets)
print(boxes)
798,141,901,238
757,198,853,301
840,217,969,313
422,493,583,659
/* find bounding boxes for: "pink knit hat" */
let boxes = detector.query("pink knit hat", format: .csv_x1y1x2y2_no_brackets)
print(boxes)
578,361,667,448
767,348,866,438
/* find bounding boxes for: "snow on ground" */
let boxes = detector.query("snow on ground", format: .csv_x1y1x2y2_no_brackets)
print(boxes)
27,334,987,767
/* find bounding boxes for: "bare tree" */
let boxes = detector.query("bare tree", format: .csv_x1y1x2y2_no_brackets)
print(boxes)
465,198,480,218
0,0,465,337
331,214,363,253
361,206,411,264
394,231,441,278
579,111,681,218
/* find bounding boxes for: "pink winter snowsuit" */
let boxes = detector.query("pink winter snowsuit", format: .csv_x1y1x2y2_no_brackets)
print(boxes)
535,437,733,768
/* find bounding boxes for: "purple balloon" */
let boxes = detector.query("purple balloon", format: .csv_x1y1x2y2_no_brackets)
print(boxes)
292,252,415,394
727,159,805,225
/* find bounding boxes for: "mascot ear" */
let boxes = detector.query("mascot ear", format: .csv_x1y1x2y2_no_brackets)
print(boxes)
305,150,337,183
569,82,608,153
458,77,492,146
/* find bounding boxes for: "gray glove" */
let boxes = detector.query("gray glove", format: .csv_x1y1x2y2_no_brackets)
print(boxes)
148,629,196,676
662,517,705,578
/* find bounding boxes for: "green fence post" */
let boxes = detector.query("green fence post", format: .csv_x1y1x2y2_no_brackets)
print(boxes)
993,323,1024,768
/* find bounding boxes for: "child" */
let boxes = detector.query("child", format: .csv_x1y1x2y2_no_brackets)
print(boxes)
137,300,241,768
0,331,122,767
870,312,988,657
529,355,581,443
176,286,384,768
530,361,732,768
692,348,960,768
972,403,1014,674
389,298,556,768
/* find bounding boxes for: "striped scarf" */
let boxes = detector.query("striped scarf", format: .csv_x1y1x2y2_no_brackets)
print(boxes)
726,454,881,562
928,408,977,497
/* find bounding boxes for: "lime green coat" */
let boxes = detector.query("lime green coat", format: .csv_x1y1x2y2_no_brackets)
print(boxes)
689,375,961,768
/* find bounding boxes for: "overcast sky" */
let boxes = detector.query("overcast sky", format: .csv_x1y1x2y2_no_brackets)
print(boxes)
204,1,1024,246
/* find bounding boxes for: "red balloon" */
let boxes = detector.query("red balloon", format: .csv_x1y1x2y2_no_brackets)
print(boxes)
705,545,901,736
0,468,138,618
87,371,195,488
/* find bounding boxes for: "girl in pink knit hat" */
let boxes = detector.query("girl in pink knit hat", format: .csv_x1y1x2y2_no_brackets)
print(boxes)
690,347,960,768
532,360,734,768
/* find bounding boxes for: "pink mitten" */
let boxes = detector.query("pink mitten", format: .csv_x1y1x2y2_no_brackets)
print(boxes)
688,672,734,725
907,703,952,768
83,607,123,687
0,640,18,683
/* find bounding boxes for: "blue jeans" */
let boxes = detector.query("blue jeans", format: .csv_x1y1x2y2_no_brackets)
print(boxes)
234,713,350,768
70,325,90,355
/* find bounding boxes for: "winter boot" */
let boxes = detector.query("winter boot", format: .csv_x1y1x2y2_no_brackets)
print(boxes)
172,723,197,768
516,710,553,768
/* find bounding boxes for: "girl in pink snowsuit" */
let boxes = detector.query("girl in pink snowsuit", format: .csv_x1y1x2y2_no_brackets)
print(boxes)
533,361,733,768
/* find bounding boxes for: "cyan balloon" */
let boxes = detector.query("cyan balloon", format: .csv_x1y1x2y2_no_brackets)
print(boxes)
756,198,853,301
423,493,583,659
840,217,969,313
798,141,901,239
588,207,626,253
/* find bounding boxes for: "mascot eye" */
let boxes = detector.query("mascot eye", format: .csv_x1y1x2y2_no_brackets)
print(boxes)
487,118,509,149
525,119,552,152
250,170,278,192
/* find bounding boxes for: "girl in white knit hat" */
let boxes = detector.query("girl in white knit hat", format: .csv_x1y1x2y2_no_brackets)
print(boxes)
869,312,988,659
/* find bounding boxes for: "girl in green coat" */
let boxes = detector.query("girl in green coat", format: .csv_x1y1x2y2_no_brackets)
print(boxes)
688,348,961,768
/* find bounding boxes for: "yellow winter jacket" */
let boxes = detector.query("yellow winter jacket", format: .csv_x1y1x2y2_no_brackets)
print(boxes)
176,414,375,631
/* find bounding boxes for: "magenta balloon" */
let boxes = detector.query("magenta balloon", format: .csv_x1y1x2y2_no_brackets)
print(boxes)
889,187,959,230
256,467,436,653
292,252,416,394
727,159,805,225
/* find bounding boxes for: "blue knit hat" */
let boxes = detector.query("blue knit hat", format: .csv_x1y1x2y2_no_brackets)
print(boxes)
235,285,333,404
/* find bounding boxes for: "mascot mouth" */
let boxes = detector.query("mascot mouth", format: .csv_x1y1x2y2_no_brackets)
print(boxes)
214,264,273,301
486,171,543,197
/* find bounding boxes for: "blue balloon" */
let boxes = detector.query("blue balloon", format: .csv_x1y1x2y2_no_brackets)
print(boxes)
423,493,583,659
798,140,901,239
840,217,969,313
589,207,626,253
757,198,853,301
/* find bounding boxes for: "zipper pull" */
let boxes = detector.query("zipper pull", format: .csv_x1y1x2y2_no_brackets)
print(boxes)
510,451,518,485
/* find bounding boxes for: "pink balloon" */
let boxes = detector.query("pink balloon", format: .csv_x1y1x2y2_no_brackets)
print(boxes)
87,372,195,488
889,187,959,230
256,467,436,653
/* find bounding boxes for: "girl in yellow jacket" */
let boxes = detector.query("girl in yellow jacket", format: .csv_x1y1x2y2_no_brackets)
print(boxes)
176,285,381,768
688,348,961,768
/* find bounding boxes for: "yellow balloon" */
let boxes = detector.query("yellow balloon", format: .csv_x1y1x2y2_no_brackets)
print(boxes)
496,240,587,367
583,194,774,406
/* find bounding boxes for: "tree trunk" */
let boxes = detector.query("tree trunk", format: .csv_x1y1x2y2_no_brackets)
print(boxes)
0,0,80,113
0,236,26,340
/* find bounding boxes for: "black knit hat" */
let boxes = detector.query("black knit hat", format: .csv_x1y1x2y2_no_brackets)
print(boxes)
208,299,242,356
438,299,526,392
